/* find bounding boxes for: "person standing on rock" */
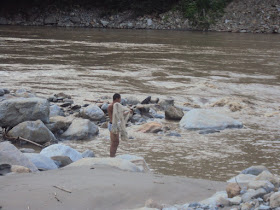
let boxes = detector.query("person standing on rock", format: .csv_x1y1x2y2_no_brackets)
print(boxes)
108,93,132,157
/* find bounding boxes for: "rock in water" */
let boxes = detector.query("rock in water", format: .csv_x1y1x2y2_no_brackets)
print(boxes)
61,118,99,140
179,109,243,130
40,144,82,162
165,106,184,120
137,122,163,133
0,98,50,127
80,104,105,121
0,142,38,172
24,153,58,171
8,120,57,143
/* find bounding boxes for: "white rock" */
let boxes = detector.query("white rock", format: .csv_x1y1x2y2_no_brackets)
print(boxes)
227,174,257,184
40,144,83,162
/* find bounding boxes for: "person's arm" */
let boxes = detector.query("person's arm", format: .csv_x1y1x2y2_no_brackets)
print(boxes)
108,104,113,123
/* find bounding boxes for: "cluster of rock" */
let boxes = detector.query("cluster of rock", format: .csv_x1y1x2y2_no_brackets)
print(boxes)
1,1,280,33
209,0,280,33
0,141,149,174
139,166,280,210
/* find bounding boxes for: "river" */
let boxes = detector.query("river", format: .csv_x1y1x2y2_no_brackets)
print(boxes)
0,26,279,181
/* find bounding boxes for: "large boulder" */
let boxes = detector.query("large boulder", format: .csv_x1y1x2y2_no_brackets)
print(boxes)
122,96,140,106
0,142,38,172
67,157,142,172
255,171,280,187
180,109,243,130
24,153,58,171
247,180,275,193
270,192,280,208
40,144,82,162
8,120,56,144
80,105,104,121
0,98,50,127
46,116,73,134
241,188,267,202
61,118,99,140
165,106,184,120
137,122,163,133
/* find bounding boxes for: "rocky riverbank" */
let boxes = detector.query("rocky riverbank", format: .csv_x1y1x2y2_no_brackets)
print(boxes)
0,0,280,33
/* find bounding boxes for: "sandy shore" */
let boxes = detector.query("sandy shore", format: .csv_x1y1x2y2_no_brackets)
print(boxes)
0,165,226,210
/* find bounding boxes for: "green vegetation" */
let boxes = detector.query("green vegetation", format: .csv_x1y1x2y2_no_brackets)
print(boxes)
178,0,232,29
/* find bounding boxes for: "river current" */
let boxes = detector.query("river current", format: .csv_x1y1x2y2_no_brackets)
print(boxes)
0,26,279,181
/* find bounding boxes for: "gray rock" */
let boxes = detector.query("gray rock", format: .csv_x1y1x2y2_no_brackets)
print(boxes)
242,165,269,176
61,118,99,140
0,97,50,128
19,148,35,153
24,153,58,171
3,88,10,94
40,144,82,162
0,17,8,25
165,106,184,120
101,103,109,113
159,98,174,110
49,104,65,117
100,20,109,27
241,188,267,202
180,109,243,130
227,174,257,184
44,16,57,25
199,129,220,134
0,164,11,175
0,142,38,172
46,116,73,134
270,192,280,208
82,150,95,158
125,96,140,105
80,104,105,121
149,108,165,119
15,88,36,98
166,131,181,137
8,120,56,144
147,19,153,26
51,156,73,167
248,180,275,193
258,204,270,210
228,196,242,205
0,89,4,96
70,17,81,23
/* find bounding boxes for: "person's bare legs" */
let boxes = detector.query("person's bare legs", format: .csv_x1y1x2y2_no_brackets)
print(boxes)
110,132,119,157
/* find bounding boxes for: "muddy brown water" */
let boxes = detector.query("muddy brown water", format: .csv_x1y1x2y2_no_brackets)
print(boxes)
0,26,280,181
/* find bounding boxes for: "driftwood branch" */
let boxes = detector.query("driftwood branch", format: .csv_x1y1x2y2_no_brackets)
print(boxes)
54,192,61,202
53,185,72,193
84,99,106,103
3,129,45,148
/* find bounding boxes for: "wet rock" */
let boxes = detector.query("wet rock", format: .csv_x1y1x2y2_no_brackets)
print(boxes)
159,98,174,110
227,174,257,184
51,156,73,167
149,108,164,119
137,122,163,133
0,89,4,96
226,183,241,198
60,102,72,107
247,180,275,193
0,142,38,172
256,171,280,188
241,165,269,176
80,104,105,121
0,164,11,175
165,106,184,120
71,104,81,110
68,157,142,172
82,149,95,158
117,154,150,172
166,131,181,137
11,165,31,173
24,153,58,171
54,92,71,99
8,120,57,144
46,116,73,134
40,144,82,162
49,104,65,117
241,188,267,202
61,118,99,140
3,88,10,94
141,96,151,104
270,192,280,208
180,109,243,130
0,97,50,127
19,148,35,153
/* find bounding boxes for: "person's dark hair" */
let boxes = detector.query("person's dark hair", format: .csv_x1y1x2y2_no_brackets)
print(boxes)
113,93,121,101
